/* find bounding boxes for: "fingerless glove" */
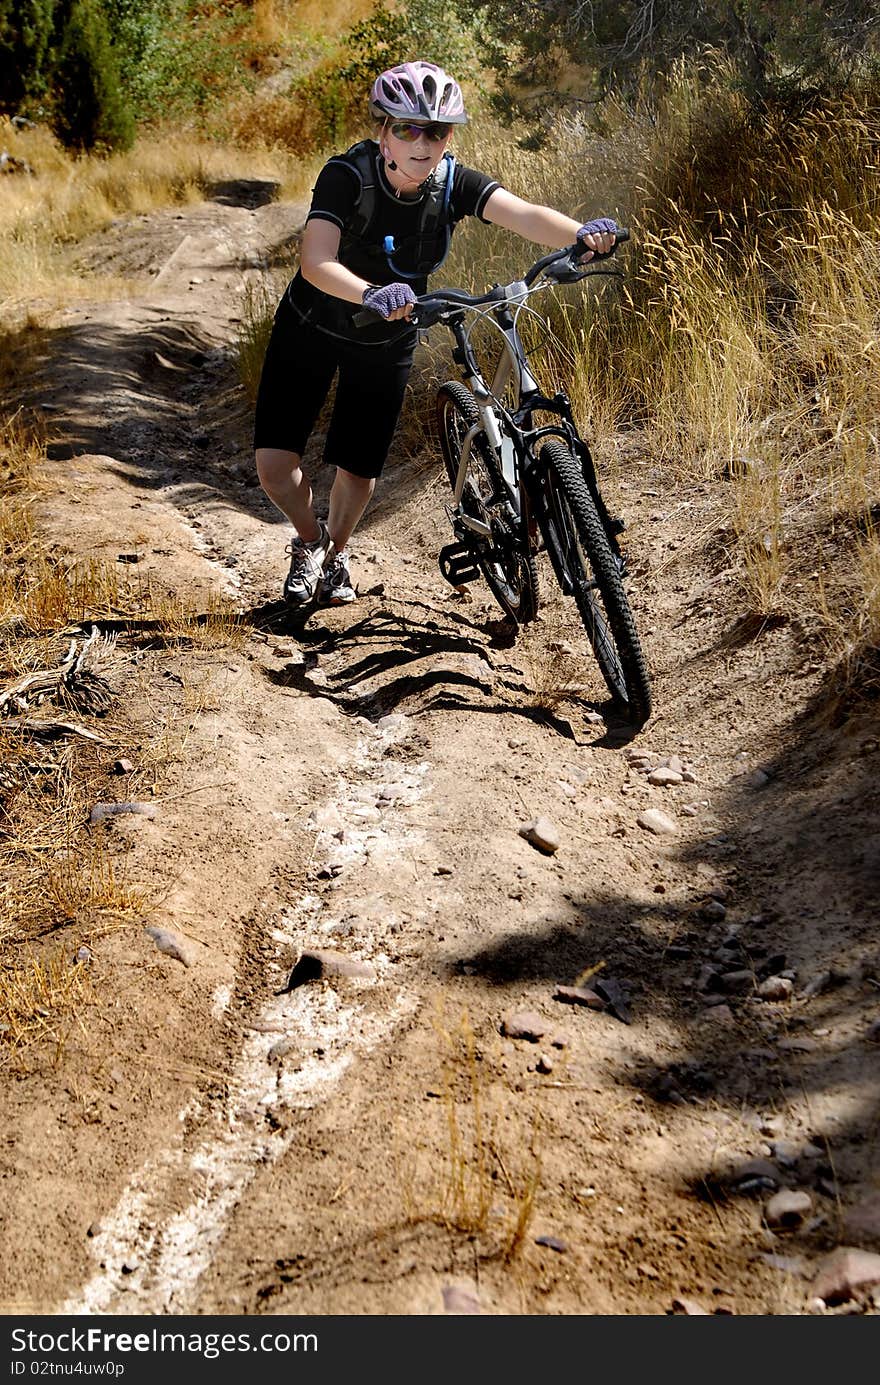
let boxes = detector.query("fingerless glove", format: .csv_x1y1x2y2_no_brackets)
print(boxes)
361,282,417,318
577,217,620,240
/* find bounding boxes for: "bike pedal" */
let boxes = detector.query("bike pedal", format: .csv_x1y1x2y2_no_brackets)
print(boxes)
438,541,481,586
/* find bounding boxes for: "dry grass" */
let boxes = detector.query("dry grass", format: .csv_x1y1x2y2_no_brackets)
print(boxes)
0,948,91,1068
399,1007,541,1261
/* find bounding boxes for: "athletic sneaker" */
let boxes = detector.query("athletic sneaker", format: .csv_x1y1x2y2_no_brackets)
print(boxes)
319,548,356,605
282,522,332,606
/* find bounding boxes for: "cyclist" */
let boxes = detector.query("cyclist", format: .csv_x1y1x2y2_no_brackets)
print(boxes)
254,59,618,607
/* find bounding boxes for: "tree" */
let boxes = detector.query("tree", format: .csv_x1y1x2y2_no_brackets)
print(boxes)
0,0,58,113
462,0,880,114
52,0,134,152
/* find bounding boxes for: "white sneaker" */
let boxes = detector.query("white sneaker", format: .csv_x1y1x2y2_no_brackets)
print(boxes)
319,548,356,605
282,522,332,605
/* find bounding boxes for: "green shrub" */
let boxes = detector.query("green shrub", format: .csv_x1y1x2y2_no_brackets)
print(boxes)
0,0,58,113
52,0,134,152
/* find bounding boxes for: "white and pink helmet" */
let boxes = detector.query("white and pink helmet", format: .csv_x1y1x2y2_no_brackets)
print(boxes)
369,61,468,125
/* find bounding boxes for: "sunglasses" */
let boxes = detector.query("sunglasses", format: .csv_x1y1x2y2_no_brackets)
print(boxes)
388,120,453,143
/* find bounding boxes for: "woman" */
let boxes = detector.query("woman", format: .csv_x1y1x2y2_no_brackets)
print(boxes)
254,60,618,606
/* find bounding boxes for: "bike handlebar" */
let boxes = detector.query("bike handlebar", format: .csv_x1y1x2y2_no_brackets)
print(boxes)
352,228,630,329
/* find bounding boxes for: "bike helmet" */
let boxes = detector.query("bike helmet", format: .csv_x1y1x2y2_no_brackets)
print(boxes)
369,61,468,125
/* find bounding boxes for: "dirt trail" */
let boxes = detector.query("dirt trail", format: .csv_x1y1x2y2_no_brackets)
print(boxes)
3,182,879,1317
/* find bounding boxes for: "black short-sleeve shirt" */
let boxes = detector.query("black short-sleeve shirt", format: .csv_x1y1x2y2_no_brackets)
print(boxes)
286,142,501,345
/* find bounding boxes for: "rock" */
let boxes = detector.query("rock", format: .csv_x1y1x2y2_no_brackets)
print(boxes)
144,925,193,967
535,1234,567,1252
637,808,677,836
701,1003,735,1025
764,1189,813,1229
811,1247,880,1305
550,1032,569,1049
759,976,794,1001
554,985,607,1010
267,1037,295,1063
86,1221,102,1239
728,1157,780,1192
720,969,754,995
518,816,561,854
670,1297,710,1315
536,1053,554,1074
648,768,684,786
112,758,134,774
802,971,833,998
701,899,727,922
841,1193,880,1247
747,770,771,789
90,801,157,824
442,1284,480,1314
682,804,699,817
285,949,376,988
501,1010,548,1042
777,1035,817,1052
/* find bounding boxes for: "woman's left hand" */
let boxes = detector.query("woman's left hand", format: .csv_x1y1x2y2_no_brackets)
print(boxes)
577,217,620,258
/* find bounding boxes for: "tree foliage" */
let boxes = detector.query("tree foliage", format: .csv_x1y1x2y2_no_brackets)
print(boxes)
463,0,880,116
0,0,57,112
52,0,134,151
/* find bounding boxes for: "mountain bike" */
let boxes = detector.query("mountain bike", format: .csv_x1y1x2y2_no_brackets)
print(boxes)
360,233,651,727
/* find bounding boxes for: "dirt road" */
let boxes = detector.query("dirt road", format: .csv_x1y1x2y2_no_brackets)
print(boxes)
3,182,879,1316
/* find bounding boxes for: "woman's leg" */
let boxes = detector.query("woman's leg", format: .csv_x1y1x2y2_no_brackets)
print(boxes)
255,448,322,544
327,468,376,552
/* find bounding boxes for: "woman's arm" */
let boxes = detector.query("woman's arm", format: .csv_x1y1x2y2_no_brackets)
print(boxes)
300,219,371,304
482,188,614,255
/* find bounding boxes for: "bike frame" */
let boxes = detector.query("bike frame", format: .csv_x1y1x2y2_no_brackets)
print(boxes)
443,302,580,537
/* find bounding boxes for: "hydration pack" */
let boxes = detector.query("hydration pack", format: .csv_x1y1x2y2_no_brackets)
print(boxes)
326,139,455,281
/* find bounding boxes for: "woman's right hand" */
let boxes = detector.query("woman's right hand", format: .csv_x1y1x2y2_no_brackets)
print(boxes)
361,282,417,321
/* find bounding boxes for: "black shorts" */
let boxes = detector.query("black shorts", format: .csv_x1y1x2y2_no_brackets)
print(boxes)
253,291,416,480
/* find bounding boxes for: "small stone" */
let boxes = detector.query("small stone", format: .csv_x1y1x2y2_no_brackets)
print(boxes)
144,925,193,967
720,969,754,995
728,1157,780,1192
286,949,376,988
637,808,677,836
764,1189,813,1229
90,801,157,824
670,1297,710,1315
701,899,727,921
682,804,699,817
648,768,684,786
116,552,144,564
701,1003,735,1025
759,976,794,1001
747,770,771,789
802,971,832,998
272,642,297,658
554,985,606,1010
841,1193,880,1247
433,864,454,876
442,1284,480,1314
518,816,561,854
535,1234,567,1252
811,1247,880,1305
777,1035,817,1052
536,1053,554,1074
501,1010,548,1042
550,1032,569,1049
112,758,134,774
86,1221,102,1238
267,1037,295,1063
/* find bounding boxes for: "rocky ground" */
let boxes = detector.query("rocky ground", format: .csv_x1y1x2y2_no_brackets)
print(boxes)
1,180,879,1317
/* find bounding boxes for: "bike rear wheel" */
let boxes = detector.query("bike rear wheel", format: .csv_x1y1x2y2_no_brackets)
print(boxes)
533,438,651,726
436,381,538,623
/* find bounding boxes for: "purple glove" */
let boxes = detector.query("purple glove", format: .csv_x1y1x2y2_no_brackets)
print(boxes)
577,217,620,242
361,282,417,318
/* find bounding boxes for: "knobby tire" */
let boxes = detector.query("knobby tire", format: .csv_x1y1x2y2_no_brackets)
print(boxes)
535,438,651,726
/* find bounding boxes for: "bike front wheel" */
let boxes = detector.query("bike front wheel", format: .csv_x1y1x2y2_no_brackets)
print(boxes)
533,438,651,726
436,381,538,623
